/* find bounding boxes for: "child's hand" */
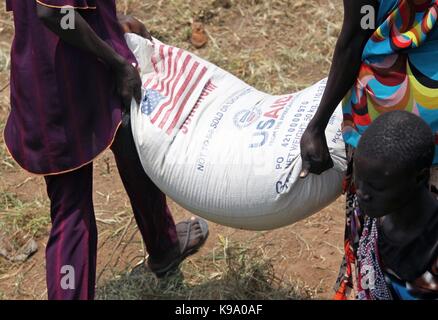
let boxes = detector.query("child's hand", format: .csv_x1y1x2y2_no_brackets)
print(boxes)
118,14,152,40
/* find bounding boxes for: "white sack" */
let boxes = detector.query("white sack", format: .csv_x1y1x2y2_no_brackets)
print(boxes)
126,33,347,231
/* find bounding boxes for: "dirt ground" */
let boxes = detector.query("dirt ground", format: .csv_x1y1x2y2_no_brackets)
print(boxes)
0,0,345,300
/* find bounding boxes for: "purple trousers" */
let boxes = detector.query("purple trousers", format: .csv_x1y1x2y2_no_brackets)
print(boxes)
44,120,178,300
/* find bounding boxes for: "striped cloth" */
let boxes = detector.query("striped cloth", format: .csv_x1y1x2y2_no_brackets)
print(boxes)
4,0,137,175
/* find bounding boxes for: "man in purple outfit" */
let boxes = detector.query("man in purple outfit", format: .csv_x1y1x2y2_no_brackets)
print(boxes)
4,0,209,300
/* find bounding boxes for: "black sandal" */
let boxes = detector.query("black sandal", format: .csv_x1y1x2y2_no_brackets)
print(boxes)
147,217,209,278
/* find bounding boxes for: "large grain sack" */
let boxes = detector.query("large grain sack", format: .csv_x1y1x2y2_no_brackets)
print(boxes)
126,33,347,231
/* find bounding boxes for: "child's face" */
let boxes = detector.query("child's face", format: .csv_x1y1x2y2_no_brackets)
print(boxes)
353,155,418,218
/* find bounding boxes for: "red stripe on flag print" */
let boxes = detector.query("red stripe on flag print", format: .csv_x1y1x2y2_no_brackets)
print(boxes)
151,54,192,124
166,66,208,135
148,45,165,90
143,53,160,89
143,75,155,89
151,44,166,91
151,56,159,73
155,46,174,92
161,49,184,98
143,45,172,89
158,61,200,129
142,46,161,89
159,44,166,71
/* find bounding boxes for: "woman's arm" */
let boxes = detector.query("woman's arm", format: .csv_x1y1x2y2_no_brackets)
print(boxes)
300,0,378,178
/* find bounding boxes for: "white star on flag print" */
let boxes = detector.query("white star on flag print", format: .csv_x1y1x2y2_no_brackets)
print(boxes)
141,89,165,116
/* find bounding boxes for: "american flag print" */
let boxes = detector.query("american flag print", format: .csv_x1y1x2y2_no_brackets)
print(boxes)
141,89,165,116
141,40,210,135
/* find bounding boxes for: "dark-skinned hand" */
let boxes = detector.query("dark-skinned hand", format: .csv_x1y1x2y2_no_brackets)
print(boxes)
300,125,334,178
114,60,142,114
118,14,152,40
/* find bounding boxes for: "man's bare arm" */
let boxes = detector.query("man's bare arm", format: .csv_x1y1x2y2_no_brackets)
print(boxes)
36,4,141,110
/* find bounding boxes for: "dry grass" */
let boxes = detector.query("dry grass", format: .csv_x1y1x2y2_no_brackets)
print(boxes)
97,237,313,300
0,0,344,300
120,0,342,92
0,192,50,240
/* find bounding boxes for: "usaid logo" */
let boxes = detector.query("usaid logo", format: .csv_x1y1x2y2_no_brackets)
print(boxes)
233,108,261,129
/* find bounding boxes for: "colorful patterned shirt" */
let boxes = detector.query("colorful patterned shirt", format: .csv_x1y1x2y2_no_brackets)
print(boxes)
342,0,438,163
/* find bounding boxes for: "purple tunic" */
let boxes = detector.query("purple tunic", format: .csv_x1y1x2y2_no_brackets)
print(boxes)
4,0,137,175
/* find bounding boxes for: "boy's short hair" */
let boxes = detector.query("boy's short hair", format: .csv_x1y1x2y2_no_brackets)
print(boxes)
356,110,435,172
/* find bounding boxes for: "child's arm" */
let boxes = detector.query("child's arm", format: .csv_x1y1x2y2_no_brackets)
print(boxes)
300,0,378,178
